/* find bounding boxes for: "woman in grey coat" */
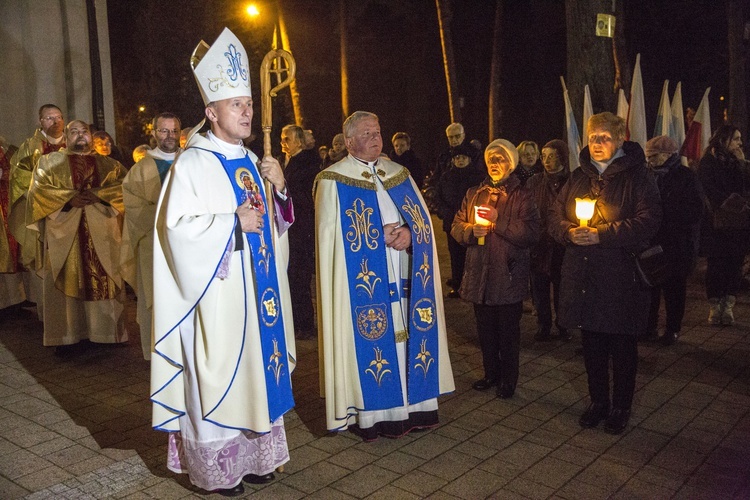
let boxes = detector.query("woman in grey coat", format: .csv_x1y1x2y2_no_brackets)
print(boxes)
451,139,541,399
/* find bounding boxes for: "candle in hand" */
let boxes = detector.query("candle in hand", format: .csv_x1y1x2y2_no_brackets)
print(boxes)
575,197,596,227
474,206,492,245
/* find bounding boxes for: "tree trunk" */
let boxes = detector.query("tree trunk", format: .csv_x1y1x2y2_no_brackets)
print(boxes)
488,0,503,142
727,0,747,137
435,0,461,123
339,0,349,121
565,0,620,124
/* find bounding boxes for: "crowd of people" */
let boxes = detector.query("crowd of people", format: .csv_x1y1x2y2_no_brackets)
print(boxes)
0,25,748,497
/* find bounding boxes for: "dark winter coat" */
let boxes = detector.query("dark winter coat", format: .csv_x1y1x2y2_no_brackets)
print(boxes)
389,149,426,189
548,141,662,335
696,150,750,257
451,175,541,305
285,148,320,249
435,158,485,233
511,161,542,186
650,154,703,276
527,168,570,276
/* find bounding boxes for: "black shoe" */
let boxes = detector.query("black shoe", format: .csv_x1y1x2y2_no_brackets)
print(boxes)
472,378,497,391
496,383,514,399
557,327,572,341
217,484,245,497
604,408,631,434
661,331,678,346
243,472,275,484
579,402,610,428
447,289,460,299
534,327,552,341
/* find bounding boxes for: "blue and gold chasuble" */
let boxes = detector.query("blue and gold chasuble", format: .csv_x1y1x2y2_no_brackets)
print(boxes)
336,169,440,411
214,152,295,423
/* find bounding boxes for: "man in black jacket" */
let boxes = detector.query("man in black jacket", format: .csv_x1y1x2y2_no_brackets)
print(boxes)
281,124,320,338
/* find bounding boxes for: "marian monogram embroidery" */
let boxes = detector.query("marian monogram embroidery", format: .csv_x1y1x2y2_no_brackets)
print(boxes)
401,195,431,245
207,43,249,92
345,198,379,252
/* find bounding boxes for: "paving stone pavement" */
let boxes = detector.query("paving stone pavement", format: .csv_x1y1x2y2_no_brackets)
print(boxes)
1,216,749,499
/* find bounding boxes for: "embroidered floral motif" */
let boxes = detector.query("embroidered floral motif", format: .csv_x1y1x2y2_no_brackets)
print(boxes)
365,347,391,386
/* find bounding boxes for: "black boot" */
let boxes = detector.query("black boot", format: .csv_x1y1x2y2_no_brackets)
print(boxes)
579,402,610,428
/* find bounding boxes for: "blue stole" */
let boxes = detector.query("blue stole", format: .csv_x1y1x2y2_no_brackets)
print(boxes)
154,159,172,184
336,172,440,411
214,152,295,422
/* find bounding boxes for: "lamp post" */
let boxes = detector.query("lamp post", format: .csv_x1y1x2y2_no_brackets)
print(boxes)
575,197,596,227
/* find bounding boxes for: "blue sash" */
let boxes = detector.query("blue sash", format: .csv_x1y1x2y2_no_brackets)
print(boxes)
336,173,440,410
214,152,294,422
389,179,440,404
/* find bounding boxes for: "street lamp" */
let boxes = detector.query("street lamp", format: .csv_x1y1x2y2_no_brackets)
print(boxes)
246,4,260,18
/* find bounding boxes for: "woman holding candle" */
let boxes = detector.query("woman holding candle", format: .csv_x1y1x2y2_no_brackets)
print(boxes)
451,139,540,399
549,112,661,434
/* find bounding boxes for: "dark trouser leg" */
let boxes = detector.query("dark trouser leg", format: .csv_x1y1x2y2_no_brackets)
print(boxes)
706,249,745,298
288,250,315,331
447,233,467,287
581,330,610,406
647,286,663,332
610,333,638,410
474,304,501,380
551,273,563,330
530,271,552,330
496,301,523,389
662,277,687,333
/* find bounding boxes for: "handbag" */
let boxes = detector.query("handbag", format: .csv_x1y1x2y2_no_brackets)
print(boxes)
633,245,670,288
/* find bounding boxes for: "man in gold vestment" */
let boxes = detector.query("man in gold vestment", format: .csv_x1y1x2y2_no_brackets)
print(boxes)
8,105,67,312
27,120,128,356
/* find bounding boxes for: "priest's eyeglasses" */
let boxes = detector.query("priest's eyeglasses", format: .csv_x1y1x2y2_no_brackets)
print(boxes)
156,128,179,136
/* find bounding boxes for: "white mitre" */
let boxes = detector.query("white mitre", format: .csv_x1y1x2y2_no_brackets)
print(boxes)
191,27,252,105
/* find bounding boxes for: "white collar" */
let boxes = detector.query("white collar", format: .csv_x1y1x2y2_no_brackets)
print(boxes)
207,130,245,159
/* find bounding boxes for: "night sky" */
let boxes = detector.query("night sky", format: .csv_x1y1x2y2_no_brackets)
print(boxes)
107,0,739,167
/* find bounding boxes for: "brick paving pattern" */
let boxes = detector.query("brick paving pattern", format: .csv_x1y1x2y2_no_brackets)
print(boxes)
1,216,749,498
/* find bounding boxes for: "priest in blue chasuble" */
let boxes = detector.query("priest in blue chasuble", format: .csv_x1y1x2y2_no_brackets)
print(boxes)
150,28,296,496
315,111,455,441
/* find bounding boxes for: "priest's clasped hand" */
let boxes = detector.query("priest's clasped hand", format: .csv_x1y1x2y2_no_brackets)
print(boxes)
236,199,264,233
384,222,411,251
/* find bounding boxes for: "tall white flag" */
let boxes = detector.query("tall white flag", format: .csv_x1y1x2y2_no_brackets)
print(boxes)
583,85,594,149
653,80,675,139
616,89,629,120
671,82,687,165
560,76,581,170
626,53,647,150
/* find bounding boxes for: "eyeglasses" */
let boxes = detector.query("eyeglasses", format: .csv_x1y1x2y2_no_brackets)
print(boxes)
156,129,179,135
42,115,63,122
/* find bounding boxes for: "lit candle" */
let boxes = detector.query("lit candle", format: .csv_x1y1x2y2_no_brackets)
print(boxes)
575,197,596,227
474,206,491,245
